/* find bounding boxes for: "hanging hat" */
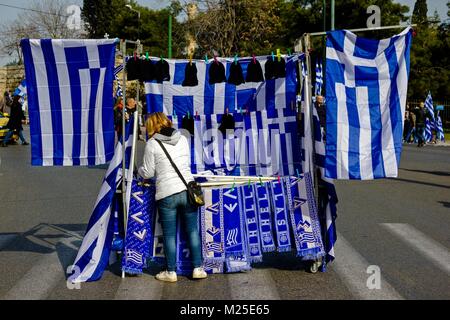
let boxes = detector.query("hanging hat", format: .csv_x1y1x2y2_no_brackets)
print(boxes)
126,57,142,81
218,113,235,136
208,60,226,84
154,58,171,83
140,59,156,82
182,62,198,87
245,58,264,82
181,114,194,136
227,61,245,86
274,57,286,78
264,56,277,80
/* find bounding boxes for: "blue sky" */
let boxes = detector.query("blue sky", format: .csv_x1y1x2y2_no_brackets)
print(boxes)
0,0,447,65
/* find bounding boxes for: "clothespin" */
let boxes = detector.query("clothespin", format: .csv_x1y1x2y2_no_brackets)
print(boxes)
276,49,281,62
205,54,208,63
134,52,137,61
146,52,149,60
259,176,264,187
296,169,300,178
248,179,251,189
234,54,238,65
239,106,243,115
214,55,218,65
196,110,199,119
245,107,249,115
225,107,229,115
277,175,281,183
173,110,177,119
231,179,236,192
160,55,163,61
189,54,193,66
187,110,190,119
271,51,275,61
288,49,291,56
252,54,256,64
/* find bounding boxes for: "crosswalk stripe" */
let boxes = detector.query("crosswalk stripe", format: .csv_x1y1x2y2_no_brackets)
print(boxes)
114,273,164,300
381,223,450,274
332,233,404,300
1,238,78,300
226,269,281,300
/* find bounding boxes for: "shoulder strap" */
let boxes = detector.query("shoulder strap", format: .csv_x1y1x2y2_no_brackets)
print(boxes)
155,139,189,188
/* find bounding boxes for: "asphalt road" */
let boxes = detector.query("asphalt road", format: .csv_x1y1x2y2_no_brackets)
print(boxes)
0,128,449,300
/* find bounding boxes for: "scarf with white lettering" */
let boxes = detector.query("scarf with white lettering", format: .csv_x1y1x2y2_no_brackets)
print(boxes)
222,187,251,272
286,173,324,259
241,184,263,263
200,188,225,274
255,183,276,252
270,179,292,252
121,180,154,274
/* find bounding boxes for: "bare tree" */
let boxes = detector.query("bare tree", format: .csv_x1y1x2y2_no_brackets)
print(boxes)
0,0,85,64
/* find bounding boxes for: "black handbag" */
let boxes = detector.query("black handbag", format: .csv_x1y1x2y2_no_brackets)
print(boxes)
155,139,205,207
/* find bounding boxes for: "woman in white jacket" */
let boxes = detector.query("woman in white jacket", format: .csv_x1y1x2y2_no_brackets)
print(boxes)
138,112,207,282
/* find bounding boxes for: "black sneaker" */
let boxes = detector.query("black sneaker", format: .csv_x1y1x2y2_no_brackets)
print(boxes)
22,142,29,146
1,142,7,147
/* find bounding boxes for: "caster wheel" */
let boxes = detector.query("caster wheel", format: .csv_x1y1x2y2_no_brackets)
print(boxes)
309,261,320,274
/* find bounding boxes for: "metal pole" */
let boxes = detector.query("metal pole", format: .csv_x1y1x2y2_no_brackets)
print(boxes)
168,14,173,59
331,0,335,31
121,40,127,279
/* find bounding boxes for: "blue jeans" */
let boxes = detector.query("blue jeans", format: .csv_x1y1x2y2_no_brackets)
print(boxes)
3,129,26,144
157,191,202,272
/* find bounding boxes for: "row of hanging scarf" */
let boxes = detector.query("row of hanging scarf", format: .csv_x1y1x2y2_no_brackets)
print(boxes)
122,174,325,275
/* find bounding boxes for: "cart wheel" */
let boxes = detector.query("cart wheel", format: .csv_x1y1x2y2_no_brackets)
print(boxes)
309,261,320,274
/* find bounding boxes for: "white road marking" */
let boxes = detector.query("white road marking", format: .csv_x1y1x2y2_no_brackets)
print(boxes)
227,269,281,300
381,223,450,274
332,233,404,300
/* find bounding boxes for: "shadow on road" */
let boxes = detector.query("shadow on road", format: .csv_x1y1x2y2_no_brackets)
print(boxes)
438,201,450,208
392,178,450,189
401,168,450,177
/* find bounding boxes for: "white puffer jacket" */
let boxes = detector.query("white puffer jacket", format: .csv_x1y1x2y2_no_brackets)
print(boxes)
138,128,194,201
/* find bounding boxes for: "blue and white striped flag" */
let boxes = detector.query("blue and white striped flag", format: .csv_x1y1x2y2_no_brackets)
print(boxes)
21,39,117,166
145,55,300,116
424,117,433,142
115,74,123,99
424,92,435,122
424,92,435,142
325,27,412,180
70,117,134,283
13,79,27,97
436,111,445,141
315,59,323,96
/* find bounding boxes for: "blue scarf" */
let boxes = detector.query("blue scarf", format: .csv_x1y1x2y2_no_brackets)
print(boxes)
270,179,292,252
255,183,276,252
286,173,324,259
121,180,154,274
200,188,225,274
241,184,263,263
222,187,251,272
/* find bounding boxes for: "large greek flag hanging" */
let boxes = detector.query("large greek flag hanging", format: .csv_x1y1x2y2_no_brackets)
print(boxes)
325,27,412,179
21,39,117,166
145,55,300,116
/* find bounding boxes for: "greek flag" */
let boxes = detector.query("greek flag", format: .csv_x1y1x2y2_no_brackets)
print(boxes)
115,74,123,99
424,92,435,142
21,39,117,166
315,59,323,96
424,92,435,122
325,27,412,180
13,79,27,97
436,111,445,141
70,118,134,283
145,55,300,116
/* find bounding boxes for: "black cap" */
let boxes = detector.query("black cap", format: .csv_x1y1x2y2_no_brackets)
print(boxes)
181,114,194,136
274,57,286,78
126,58,142,81
182,62,198,87
155,59,171,83
245,59,264,82
140,59,155,82
208,60,226,84
218,113,235,136
227,61,245,86
264,56,277,80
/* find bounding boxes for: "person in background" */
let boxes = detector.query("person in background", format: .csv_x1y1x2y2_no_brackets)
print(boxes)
138,112,206,283
1,95,29,147
413,102,431,148
315,95,326,142
403,107,411,143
